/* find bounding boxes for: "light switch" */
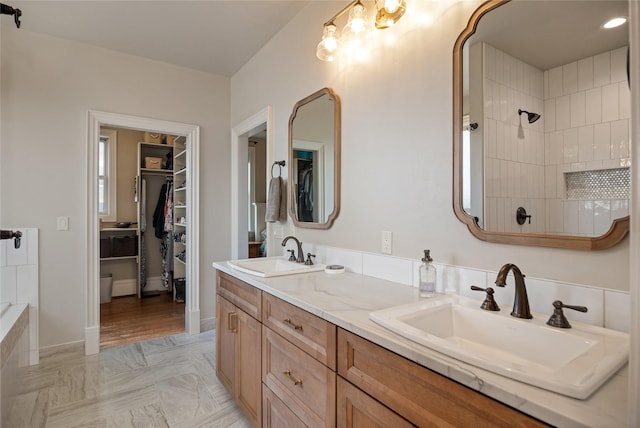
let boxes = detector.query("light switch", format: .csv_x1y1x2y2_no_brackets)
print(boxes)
57,216,69,231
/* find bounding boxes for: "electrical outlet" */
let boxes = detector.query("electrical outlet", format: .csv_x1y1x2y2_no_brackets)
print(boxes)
57,216,69,231
381,231,392,254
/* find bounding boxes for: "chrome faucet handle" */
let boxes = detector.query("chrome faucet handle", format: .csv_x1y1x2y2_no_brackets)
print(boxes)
304,253,316,266
287,249,296,262
546,300,588,329
470,285,500,311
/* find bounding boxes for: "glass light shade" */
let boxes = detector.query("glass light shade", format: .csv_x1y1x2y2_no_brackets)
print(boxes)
316,24,340,62
342,2,372,49
375,0,407,29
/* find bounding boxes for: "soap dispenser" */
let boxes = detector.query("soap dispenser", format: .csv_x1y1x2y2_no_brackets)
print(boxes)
419,249,437,297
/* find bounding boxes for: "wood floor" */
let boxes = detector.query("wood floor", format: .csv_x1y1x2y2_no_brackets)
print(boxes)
100,292,185,349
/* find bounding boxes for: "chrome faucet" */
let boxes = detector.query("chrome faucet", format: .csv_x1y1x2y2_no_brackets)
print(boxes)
494,263,532,319
281,236,305,263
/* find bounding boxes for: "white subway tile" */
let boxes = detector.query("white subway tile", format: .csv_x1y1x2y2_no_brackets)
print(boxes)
495,49,504,83
585,87,602,125
593,51,611,87
526,278,604,326
26,228,39,266
610,46,628,83
0,241,6,268
549,131,564,165
562,62,578,94
563,128,578,163
17,265,38,306
487,119,497,158
602,83,619,122
571,162,587,172
610,119,629,159
578,201,594,236
484,43,496,81
563,200,579,234
548,199,564,233
577,57,594,91
619,82,631,120
586,160,604,170
570,91,585,127
363,253,413,286
543,70,549,100
1,266,17,304
544,99,556,132
545,165,557,198
611,199,629,222
578,125,594,162
594,200,612,235
6,237,28,266
548,66,563,98
555,95,571,130
604,290,630,332
593,122,611,160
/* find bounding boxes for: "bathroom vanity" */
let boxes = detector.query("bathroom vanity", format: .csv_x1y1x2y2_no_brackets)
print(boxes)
213,262,628,427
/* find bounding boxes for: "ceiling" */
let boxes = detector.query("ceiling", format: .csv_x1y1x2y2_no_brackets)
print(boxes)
8,1,309,77
469,0,629,71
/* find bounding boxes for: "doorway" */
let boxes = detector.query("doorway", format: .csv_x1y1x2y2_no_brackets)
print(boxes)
86,111,201,355
231,107,273,259
98,126,186,348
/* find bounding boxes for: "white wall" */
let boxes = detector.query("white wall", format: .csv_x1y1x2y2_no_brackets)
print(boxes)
231,1,629,290
1,28,230,347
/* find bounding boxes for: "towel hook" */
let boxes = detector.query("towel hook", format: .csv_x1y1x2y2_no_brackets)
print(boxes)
271,160,285,178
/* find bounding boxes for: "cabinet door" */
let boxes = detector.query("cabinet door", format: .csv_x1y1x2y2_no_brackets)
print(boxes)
263,384,306,428
236,309,262,427
216,295,236,395
337,377,413,428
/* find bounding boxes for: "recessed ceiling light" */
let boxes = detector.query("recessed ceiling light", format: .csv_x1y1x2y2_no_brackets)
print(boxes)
602,17,627,29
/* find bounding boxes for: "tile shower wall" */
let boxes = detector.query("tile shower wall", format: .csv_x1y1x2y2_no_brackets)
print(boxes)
543,47,630,236
0,228,39,365
303,244,630,333
481,43,546,234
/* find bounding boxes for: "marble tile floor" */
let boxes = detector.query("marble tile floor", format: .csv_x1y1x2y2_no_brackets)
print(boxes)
5,330,251,428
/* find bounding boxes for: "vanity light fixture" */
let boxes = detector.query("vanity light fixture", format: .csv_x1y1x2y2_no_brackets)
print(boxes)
316,0,407,62
602,16,627,29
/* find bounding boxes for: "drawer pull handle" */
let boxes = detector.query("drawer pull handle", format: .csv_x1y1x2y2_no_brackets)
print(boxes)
283,318,303,331
228,312,237,333
283,370,303,386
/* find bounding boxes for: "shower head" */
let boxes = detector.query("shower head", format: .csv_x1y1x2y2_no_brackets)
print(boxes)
518,109,541,124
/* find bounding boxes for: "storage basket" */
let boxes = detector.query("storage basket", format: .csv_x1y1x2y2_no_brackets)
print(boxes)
112,236,137,257
145,157,163,169
100,237,111,258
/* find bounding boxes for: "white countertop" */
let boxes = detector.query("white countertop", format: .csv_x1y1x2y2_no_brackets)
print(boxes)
212,261,628,428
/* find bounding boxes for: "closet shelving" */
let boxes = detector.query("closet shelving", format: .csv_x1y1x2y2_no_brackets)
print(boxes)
172,136,188,303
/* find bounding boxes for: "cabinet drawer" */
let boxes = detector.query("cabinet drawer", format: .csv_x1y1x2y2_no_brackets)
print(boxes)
337,377,413,428
262,293,337,369
337,329,547,428
217,271,261,320
263,327,336,427
263,384,306,428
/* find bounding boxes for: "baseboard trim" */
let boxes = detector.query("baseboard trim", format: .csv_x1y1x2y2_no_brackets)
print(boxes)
84,326,99,355
200,317,216,332
112,279,137,297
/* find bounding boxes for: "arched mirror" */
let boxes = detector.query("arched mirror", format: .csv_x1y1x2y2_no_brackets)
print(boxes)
453,0,630,250
288,88,341,229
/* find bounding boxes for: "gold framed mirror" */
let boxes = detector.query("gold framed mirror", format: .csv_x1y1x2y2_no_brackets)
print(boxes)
288,87,341,229
453,0,630,250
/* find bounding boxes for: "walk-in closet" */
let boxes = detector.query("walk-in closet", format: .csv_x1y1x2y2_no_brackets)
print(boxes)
98,127,190,348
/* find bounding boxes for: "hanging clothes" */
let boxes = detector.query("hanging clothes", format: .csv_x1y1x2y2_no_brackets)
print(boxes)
151,179,174,290
299,167,314,222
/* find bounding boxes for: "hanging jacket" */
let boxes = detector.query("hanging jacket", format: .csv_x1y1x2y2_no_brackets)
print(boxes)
153,183,168,238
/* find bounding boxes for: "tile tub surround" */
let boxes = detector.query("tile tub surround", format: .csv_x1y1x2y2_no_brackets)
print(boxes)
1,227,40,365
214,261,629,427
3,330,250,427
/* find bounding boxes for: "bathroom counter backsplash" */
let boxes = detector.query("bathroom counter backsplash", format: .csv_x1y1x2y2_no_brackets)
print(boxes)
296,244,630,333
213,247,629,428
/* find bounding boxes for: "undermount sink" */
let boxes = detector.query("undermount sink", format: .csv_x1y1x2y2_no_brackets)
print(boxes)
227,257,325,278
369,295,629,399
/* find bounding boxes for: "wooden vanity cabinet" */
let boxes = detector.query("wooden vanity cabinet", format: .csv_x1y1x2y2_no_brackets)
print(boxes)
337,329,548,428
262,293,337,427
216,272,262,427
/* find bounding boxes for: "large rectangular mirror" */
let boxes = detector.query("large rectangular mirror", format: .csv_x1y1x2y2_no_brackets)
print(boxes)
288,88,341,229
453,0,630,250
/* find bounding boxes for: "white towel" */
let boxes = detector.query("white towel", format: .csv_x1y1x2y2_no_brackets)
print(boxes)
265,176,283,222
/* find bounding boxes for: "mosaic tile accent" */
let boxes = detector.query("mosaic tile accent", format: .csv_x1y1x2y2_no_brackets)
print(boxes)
565,167,630,200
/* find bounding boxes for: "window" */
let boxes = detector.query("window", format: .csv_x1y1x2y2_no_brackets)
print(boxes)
98,129,117,221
